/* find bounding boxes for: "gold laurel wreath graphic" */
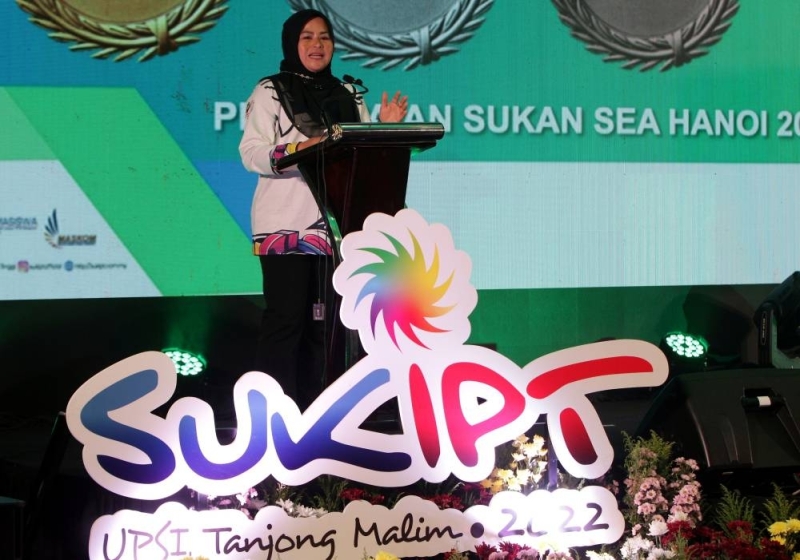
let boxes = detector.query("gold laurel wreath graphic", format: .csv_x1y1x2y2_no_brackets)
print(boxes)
552,0,739,71
288,0,494,70
15,0,228,62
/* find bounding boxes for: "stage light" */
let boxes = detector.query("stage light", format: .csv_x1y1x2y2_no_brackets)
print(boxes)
660,331,708,373
754,271,800,369
663,332,707,359
163,347,207,376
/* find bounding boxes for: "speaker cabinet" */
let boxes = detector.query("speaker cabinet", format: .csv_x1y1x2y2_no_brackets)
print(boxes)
637,368,800,488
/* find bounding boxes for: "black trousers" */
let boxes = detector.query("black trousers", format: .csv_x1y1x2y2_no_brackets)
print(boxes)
255,254,335,410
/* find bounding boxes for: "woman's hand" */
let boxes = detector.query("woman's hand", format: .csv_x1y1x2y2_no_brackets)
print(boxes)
296,135,326,151
379,91,409,123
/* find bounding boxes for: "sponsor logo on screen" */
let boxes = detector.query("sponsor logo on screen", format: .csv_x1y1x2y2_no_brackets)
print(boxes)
44,209,97,249
0,216,38,232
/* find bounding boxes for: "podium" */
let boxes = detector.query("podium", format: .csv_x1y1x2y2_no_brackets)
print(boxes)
275,122,445,382
276,122,444,259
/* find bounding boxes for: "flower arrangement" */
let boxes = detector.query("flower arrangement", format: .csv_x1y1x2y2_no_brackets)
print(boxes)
481,435,549,494
443,542,574,559
769,518,800,557
186,431,800,560
609,431,800,560
619,432,702,541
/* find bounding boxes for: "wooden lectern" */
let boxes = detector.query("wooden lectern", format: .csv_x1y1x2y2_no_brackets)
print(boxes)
275,122,445,384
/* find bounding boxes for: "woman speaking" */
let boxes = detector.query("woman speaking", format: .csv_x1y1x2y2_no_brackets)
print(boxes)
239,9,408,409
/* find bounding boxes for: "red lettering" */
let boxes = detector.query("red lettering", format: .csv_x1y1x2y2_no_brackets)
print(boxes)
410,364,441,467
442,363,526,467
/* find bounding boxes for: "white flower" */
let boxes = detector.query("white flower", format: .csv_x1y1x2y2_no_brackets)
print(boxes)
646,548,675,560
275,498,294,514
667,510,689,523
294,504,318,518
620,536,654,559
648,519,668,537
586,552,616,560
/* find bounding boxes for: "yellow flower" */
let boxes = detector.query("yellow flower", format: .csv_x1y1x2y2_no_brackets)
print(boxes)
496,468,515,482
375,551,400,560
793,553,800,560
773,535,787,546
520,443,539,457
788,518,800,532
770,521,790,536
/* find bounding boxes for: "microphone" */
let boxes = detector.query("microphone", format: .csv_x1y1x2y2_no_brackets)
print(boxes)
319,76,368,132
342,74,369,96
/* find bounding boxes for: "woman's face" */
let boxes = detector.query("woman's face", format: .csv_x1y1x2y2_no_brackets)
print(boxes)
297,17,333,73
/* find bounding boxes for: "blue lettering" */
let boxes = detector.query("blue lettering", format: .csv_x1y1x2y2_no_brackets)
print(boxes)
271,369,412,472
81,369,176,484
179,390,269,479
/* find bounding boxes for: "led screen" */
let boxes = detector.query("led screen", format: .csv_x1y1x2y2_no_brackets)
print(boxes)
2,1,798,300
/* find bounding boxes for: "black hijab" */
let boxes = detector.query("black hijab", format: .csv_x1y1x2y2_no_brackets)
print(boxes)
272,9,360,137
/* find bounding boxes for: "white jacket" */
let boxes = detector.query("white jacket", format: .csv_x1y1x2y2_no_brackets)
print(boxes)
239,78,369,255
